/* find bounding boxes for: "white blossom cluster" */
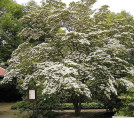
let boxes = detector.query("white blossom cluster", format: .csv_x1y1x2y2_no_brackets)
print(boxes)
120,79,134,89
2,0,134,100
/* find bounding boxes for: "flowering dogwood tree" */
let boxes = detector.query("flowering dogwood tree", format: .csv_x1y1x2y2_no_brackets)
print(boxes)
2,0,134,116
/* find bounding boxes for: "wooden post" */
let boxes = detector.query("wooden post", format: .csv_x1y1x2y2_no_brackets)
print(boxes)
35,98,38,118
33,101,35,118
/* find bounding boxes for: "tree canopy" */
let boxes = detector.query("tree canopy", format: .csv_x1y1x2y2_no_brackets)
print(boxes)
2,0,134,115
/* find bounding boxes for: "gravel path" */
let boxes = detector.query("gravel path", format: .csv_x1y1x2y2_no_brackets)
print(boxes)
0,103,19,118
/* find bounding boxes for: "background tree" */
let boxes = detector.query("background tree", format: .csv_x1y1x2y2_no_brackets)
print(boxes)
0,0,26,102
0,0,24,65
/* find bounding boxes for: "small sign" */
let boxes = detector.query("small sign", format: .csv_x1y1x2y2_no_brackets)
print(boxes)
29,90,36,100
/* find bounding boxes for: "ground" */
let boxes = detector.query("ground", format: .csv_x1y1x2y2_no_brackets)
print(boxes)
0,103,19,118
54,109,111,118
0,103,112,118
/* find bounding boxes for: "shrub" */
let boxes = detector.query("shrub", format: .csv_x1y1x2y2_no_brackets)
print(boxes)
11,101,32,111
115,89,134,117
53,102,104,110
81,102,104,109
11,102,104,110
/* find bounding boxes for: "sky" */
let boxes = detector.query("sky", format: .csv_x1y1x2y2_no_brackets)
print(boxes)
15,0,134,16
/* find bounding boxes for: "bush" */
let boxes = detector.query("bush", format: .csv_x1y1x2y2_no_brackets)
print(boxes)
115,89,134,117
11,102,104,110
11,101,32,111
11,103,18,110
81,102,104,109
54,102,104,110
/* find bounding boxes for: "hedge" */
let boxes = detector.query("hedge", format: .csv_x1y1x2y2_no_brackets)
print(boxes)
11,102,104,110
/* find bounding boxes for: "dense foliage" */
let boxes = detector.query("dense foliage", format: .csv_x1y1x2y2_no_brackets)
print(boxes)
0,0,25,103
0,0,24,64
2,0,134,116
115,77,134,116
11,102,104,110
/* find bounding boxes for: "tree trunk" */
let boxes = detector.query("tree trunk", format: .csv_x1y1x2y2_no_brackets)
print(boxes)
72,95,81,116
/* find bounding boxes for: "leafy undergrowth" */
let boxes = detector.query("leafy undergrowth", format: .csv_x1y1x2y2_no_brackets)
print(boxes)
55,111,113,118
11,102,105,110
